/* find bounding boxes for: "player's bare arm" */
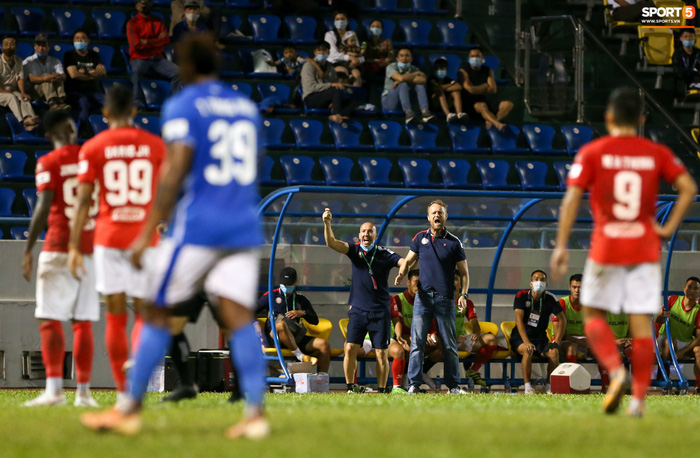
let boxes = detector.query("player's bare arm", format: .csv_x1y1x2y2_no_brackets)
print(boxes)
456,259,470,311
132,142,194,269
322,208,349,255
469,318,481,341
654,172,697,239
553,312,567,343
22,190,54,281
68,182,94,279
394,250,418,285
514,309,535,354
550,185,585,281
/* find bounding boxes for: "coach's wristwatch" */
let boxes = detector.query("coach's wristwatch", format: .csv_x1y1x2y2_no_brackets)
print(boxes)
461,293,469,299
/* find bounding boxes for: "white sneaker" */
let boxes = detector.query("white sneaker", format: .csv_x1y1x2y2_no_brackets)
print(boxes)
24,391,66,407
448,387,463,395
524,386,536,395
447,113,458,123
457,112,467,120
421,373,436,390
115,392,130,411
75,392,100,407
545,384,552,395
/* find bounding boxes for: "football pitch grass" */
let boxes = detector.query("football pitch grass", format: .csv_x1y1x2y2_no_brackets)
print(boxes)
2,390,699,457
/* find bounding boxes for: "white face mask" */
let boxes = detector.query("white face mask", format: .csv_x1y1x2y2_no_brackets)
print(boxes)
185,12,199,22
532,281,547,294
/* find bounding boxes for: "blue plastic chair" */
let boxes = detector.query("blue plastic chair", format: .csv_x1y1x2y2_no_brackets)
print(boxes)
406,123,448,153
476,159,518,190
89,115,109,135
561,125,594,155
508,235,537,249
0,189,16,216
248,15,283,43
361,18,395,40
285,16,317,44
329,121,373,152
35,150,50,161
515,161,558,191
101,78,132,93
12,8,45,37
289,120,334,151
304,228,327,245
11,227,29,240
386,228,411,247
322,17,359,31
375,0,410,14
436,20,471,49
522,124,567,155
23,188,37,215
483,55,508,85
229,82,253,98
220,15,248,43
52,9,86,38
349,199,384,215
134,116,160,136
6,114,48,145
487,125,529,155
398,158,440,188
120,44,132,72
225,0,260,8
553,161,572,191
69,0,105,4
93,10,126,39
319,156,363,186
15,42,35,60
398,19,432,47
49,43,73,62
279,155,323,185
260,155,284,187
358,157,402,187
90,44,116,74
261,118,294,150
448,124,490,153
428,53,461,80
237,49,281,78
257,83,300,114
368,121,411,152
436,158,478,189
0,150,31,181
412,0,448,14
466,236,496,248
139,80,171,110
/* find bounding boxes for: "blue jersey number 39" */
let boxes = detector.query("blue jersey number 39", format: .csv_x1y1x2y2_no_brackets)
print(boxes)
204,119,257,186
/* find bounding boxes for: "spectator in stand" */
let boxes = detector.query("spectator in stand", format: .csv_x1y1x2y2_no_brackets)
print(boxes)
609,0,652,23
64,30,106,135
274,43,307,78
555,274,589,363
301,41,357,123
363,19,394,79
171,1,210,43
23,34,70,111
672,28,700,99
338,32,363,86
127,0,181,110
0,36,39,130
382,47,433,124
325,12,365,83
170,0,210,35
428,58,466,123
459,47,513,131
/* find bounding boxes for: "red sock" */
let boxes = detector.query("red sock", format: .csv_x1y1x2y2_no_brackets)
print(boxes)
584,318,622,373
39,321,65,378
599,365,609,391
631,337,654,400
392,358,406,386
131,313,143,355
471,345,497,371
72,321,94,384
566,354,577,363
105,313,128,392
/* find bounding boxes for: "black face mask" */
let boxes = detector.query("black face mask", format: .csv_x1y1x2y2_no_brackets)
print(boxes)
141,7,152,15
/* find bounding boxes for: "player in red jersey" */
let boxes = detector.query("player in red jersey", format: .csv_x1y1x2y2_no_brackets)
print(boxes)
68,85,164,402
21,111,100,407
551,88,697,417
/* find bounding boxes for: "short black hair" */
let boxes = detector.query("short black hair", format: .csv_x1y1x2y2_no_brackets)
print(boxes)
408,269,420,280
531,270,547,280
283,43,296,51
607,87,642,127
433,58,448,69
2,35,16,43
396,46,413,56
333,10,348,19
680,28,696,37
176,33,221,76
43,110,72,133
105,84,134,118
315,40,331,51
73,29,89,39
686,276,700,285
569,274,582,283
469,47,483,55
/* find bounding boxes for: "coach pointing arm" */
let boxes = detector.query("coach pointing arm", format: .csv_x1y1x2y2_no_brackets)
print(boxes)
322,208,350,255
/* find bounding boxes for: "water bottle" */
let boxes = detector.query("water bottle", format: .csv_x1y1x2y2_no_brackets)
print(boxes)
434,375,441,392
467,377,475,393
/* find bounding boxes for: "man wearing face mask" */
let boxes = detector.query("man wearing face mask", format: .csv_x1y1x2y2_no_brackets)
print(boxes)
301,40,358,123
382,47,433,124
23,34,71,111
170,0,211,35
255,267,331,373
63,30,106,136
323,209,407,393
510,270,566,394
0,36,39,130
428,58,466,123
172,1,210,43
672,28,700,99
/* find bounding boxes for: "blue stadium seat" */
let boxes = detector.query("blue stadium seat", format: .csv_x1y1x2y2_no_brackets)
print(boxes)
134,116,160,136
319,156,363,186
257,83,299,114
483,55,509,85
229,82,253,98
93,10,126,39
52,9,86,38
507,235,537,249
358,157,402,187
485,23,514,51
322,17,359,31
139,80,170,110
69,0,105,4
225,0,261,8
11,227,29,240
0,150,31,181
101,78,132,93
398,19,432,47
361,18,395,40
561,125,594,155
386,228,411,247
89,115,109,135
398,158,441,188
329,121,373,152
487,125,528,155
237,49,281,78
428,53,461,80
261,119,294,150
285,16,317,44
248,15,283,43
120,44,132,72
0,189,16,216
436,158,478,189
466,236,496,248
448,124,489,153
220,52,245,78
279,155,323,185
553,161,572,191
12,8,46,37
289,120,334,151
23,188,37,215
49,43,73,62
436,20,472,49
368,121,411,152
375,0,410,14
260,155,284,187
35,150,50,161
349,200,384,215
90,44,116,74
6,114,48,145
522,124,566,155
515,161,558,191
304,228,327,245
16,42,35,60
412,0,448,14
406,123,448,153
476,159,518,190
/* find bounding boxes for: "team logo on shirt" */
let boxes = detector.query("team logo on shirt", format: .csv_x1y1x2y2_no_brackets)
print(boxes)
525,301,531,307
421,238,429,245
276,297,282,304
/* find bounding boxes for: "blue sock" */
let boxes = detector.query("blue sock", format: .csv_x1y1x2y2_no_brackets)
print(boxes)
127,323,172,402
229,322,266,408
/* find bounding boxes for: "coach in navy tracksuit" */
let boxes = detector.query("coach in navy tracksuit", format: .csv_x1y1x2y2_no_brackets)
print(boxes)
322,208,406,393
395,199,470,394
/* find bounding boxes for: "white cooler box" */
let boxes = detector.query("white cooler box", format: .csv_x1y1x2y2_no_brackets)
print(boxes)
550,363,591,394
293,373,329,393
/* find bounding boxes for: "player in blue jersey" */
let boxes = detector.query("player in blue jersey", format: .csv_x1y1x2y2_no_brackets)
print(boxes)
80,35,269,439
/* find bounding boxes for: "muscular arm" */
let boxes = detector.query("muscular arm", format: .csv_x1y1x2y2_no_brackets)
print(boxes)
69,182,94,252
486,70,497,95
655,172,697,238
28,74,48,84
91,64,107,78
456,259,469,295
322,211,349,255
66,65,94,81
553,312,567,343
459,69,488,95
22,190,53,281
394,250,418,285
469,318,481,336
514,309,531,346
17,79,28,96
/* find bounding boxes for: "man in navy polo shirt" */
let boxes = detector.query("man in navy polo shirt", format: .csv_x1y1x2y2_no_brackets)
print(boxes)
395,200,470,394
323,208,407,393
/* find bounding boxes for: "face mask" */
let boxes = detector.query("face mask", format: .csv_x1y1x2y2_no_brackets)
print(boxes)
141,7,152,15
280,284,295,294
315,53,328,63
397,61,410,70
683,39,695,48
469,57,482,68
185,13,199,22
36,51,48,58
334,20,347,30
369,27,382,37
532,281,547,294
436,69,447,79
360,243,375,252
74,42,88,51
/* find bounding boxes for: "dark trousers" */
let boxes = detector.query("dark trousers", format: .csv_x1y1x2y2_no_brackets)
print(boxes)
304,88,356,116
68,92,105,130
611,1,652,22
131,56,181,107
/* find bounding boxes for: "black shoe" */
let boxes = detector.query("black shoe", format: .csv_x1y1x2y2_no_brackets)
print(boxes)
162,385,198,402
228,388,244,403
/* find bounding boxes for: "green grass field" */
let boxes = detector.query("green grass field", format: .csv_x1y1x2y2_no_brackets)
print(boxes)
2,390,699,457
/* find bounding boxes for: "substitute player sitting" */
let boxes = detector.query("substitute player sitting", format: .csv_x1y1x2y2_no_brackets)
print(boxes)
555,274,590,363
22,110,99,407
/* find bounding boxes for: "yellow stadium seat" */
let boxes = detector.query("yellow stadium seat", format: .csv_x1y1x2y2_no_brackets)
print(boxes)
546,322,554,341
654,0,687,26
695,27,700,49
338,318,375,358
692,128,700,159
637,26,674,88
603,0,641,55
479,321,511,359
500,321,517,355
304,318,333,341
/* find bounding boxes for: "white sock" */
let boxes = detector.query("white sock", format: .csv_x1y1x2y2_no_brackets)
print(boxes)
77,382,90,394
524,382,532,390
629,397,644,411
46,377,63,394
292,348,304,361
393,385,399,389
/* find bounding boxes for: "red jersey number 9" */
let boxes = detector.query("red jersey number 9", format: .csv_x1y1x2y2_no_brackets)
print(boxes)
63,177,99,220
612,171,642,221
